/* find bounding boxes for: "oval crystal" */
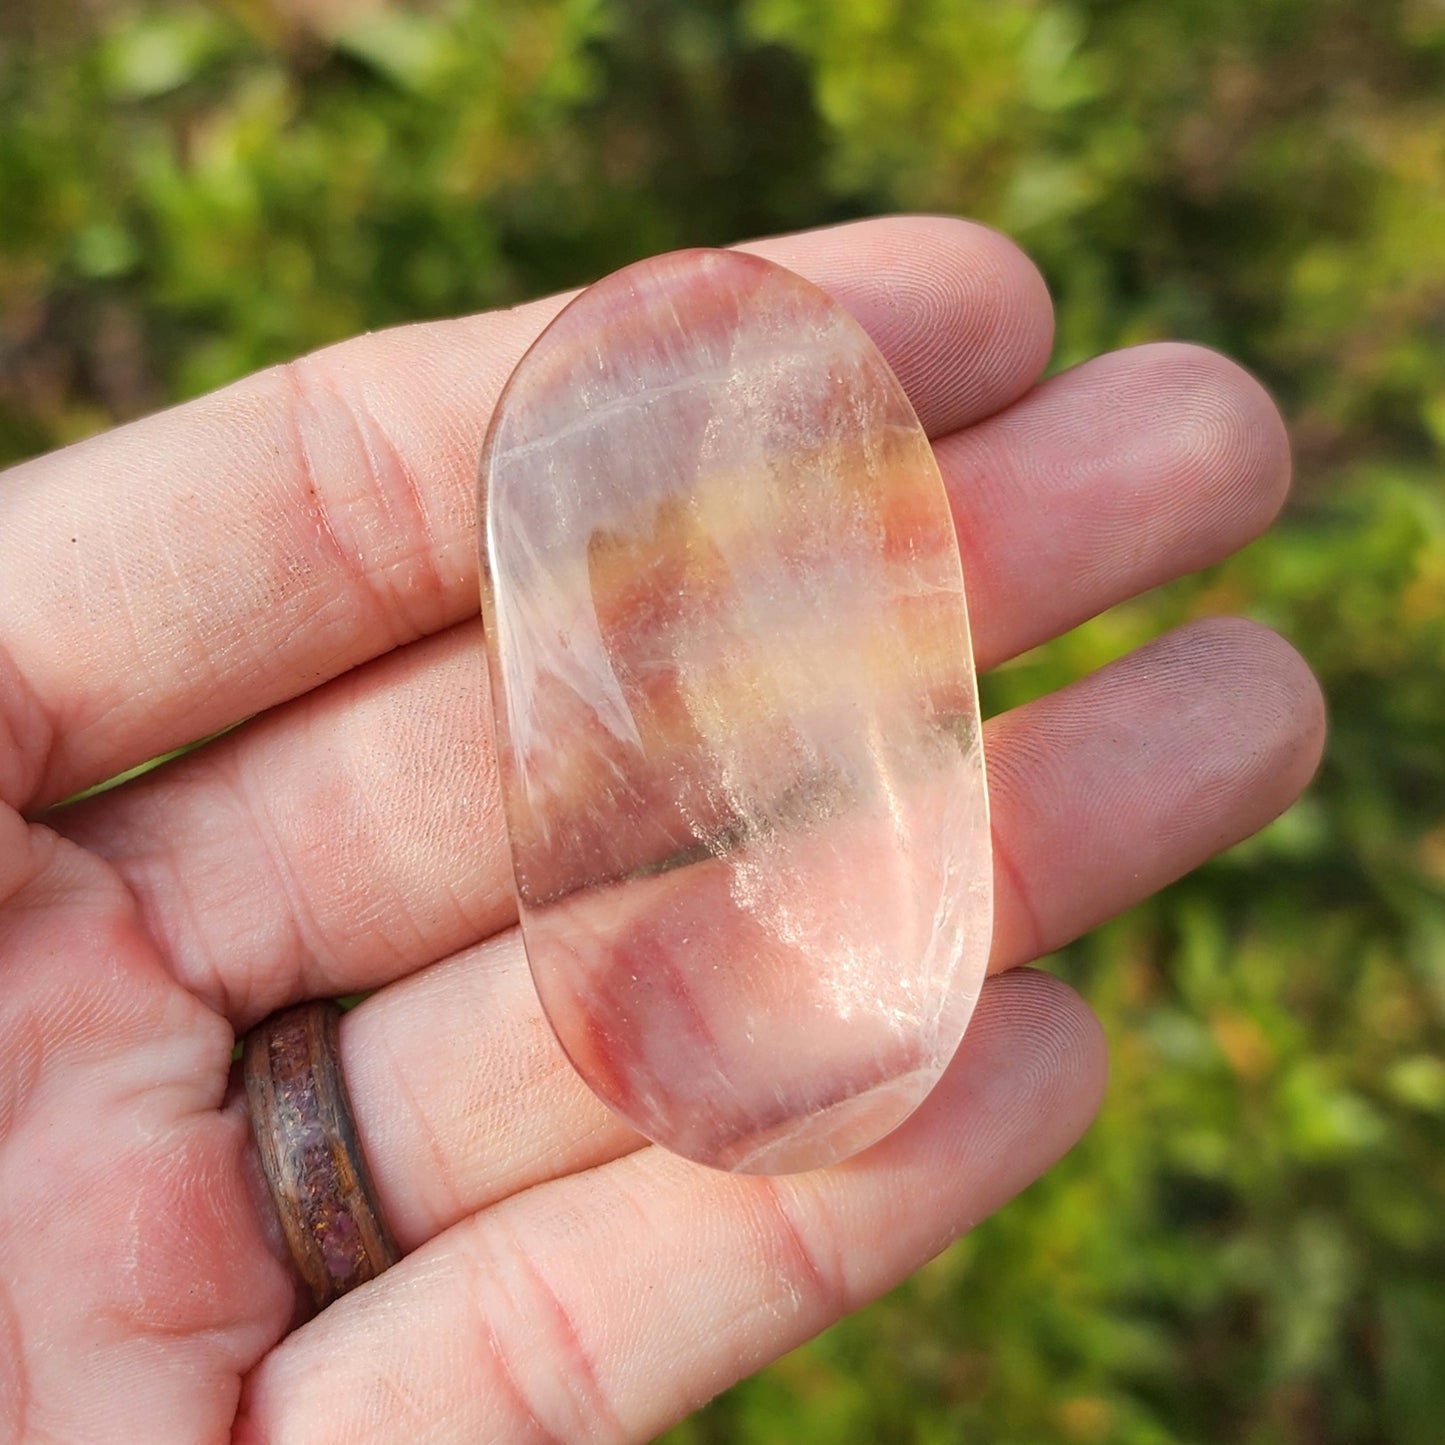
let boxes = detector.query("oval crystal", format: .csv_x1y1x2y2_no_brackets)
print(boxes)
480,249,991,1173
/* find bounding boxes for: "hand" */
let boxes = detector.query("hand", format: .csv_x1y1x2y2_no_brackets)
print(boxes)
0,216,1323,1442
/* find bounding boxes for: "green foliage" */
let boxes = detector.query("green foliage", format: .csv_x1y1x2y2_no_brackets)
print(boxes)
2,1,1442,1440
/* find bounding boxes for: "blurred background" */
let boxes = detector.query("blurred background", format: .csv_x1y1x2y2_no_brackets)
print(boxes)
2,1,1443,1440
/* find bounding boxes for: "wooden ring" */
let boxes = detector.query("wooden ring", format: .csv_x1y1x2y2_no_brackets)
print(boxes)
242,1001,399,1308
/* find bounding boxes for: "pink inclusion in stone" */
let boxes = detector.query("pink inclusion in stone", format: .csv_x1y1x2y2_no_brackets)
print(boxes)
480,249,991,1173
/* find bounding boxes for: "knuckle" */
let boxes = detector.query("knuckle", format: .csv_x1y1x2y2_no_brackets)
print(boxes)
471,1224,628,1443
276,354,452,643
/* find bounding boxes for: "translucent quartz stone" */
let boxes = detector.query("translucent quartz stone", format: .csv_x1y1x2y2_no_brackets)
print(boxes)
480,250,991,1173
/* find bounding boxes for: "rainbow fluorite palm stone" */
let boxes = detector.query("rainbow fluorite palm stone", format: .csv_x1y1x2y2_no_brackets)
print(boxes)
480,249,991,1173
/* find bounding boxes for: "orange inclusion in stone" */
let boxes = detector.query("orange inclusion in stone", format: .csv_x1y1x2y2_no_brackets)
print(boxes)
480,249,991,1173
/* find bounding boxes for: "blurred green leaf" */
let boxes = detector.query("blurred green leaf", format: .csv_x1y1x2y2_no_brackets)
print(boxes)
99,10,229,99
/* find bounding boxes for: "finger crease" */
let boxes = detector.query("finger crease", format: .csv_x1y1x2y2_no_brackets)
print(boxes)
460,1239,568,1445
277,360,357,588
756,1176,849,1321
991,822,1046,964
485,1218,626,1443
376,1025,465,1236
280,356,451,650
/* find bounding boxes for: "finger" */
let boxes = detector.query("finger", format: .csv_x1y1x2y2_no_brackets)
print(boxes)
0,815,294,1441
983,616,1324,968
60,343,1294,1021
941,340,1290,663
0,216,1052,810
236,970,1106,1445
340,616,1320,1251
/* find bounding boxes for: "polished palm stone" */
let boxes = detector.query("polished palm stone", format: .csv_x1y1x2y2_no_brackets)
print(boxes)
480,249,991,1173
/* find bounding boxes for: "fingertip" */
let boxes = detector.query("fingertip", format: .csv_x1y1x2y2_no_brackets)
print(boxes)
1172,616,1328,801
1125,341,1293,539
1074,615,1327,861
741,214,1056,435
982,616,1326,976
881,216,1056,434
867,968,1106,1225
960,969,1108,1164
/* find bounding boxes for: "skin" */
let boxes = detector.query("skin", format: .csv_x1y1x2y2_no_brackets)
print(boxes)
0,215,1325,1444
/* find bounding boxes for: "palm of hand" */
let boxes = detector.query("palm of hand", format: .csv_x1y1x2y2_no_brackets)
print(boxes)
0,218,1323,1443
